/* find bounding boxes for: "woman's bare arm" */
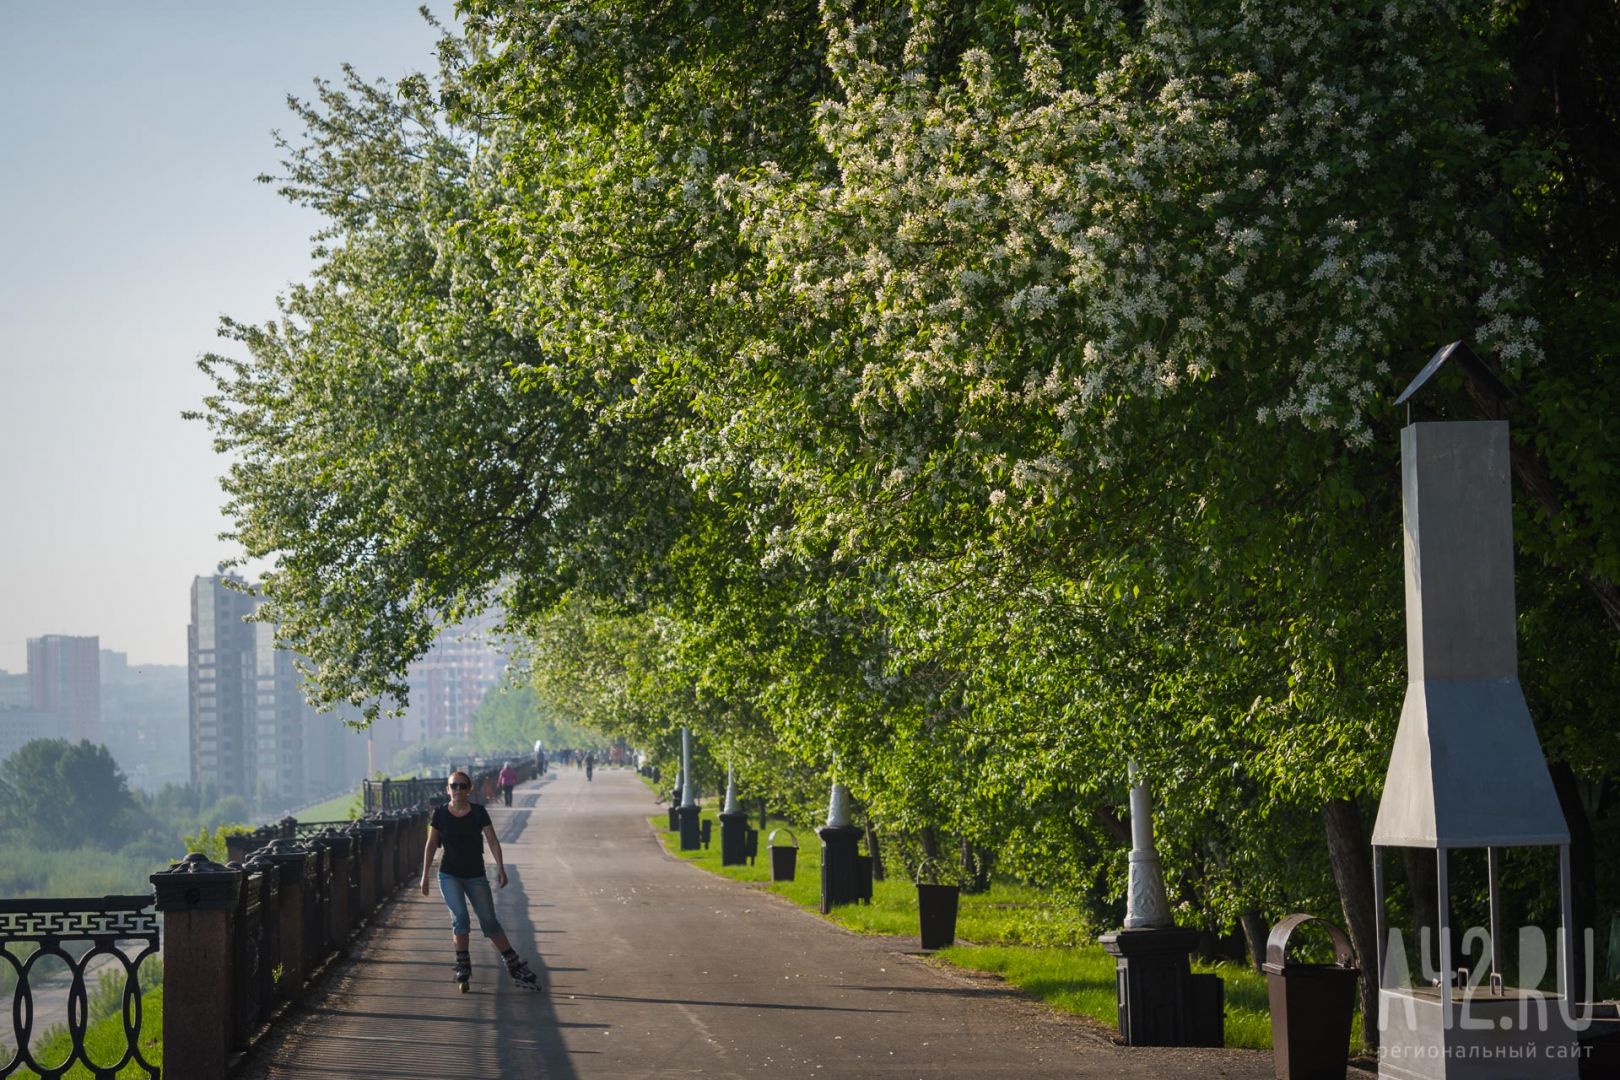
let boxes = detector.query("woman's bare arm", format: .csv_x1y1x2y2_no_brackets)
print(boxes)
483,824,507,887
420,829,440,894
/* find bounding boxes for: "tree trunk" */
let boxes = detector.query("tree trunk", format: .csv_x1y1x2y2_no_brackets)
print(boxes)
1401,847,1441,981
1240,909,1269,974
1456,353,1620,634
1323,798,1381,1050
1550,760,1597,1000
758,795,767,832
865,823,885,882
1094,804,1132,847
959,837,983,893
920,827,939,859
969,844,993,893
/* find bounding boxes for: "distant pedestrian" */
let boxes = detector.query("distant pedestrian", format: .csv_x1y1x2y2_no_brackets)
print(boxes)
498,761,517,807
482,772,498,804
585,752,594,782
421,770,542,993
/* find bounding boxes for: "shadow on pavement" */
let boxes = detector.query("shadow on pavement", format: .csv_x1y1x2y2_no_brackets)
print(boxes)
493,828,588,1077
561,991,900,1014
834,983,1017,999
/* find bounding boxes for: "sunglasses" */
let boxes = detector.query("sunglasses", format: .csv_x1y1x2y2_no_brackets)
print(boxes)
449,781,471,790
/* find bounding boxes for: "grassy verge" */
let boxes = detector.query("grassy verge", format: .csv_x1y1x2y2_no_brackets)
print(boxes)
291,787,364,824
9,985,162,1079
647,803,1336,1052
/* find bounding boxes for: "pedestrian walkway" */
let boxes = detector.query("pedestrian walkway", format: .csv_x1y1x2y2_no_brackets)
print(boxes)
239,769,1293,1078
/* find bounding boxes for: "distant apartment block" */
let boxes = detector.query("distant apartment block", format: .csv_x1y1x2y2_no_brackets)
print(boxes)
355,611,508,776
27,634,101,743
100,650,188,791
0,669,28,709
0,707,54,765
404,609,508,742
190,574,259,802
189,574,370,811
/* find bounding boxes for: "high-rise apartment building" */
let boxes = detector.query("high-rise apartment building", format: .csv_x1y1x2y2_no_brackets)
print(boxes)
189,574,371,811
0,707,54,765
352,611,508,777
27,634,101,743
403,609,508,744
100,650,188,792
189,574,259,801
253,620,310,807
0,669,28,709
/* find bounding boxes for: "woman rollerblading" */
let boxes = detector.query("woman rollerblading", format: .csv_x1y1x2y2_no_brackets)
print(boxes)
421,770,544,994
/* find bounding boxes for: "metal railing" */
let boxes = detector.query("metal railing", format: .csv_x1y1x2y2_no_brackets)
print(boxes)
0,895,160,1079
150,803,438,1075
5,757,542,1077
363,776,446,812
362,755,535,812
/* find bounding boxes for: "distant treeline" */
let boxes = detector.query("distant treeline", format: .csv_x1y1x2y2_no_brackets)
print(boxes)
0,739,256,898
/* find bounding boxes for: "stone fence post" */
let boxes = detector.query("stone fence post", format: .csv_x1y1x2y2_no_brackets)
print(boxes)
256,839,315,1003
316,829,353,942
150,853,242,1079
350,822,380,916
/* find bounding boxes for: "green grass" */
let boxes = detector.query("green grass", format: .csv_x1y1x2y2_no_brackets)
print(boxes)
7,985,162,1079
938,944,1278,1049
293,787,364,824
648,804,1342,1052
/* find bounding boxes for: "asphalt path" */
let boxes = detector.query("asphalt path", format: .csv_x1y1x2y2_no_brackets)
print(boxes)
240,767,1289,1078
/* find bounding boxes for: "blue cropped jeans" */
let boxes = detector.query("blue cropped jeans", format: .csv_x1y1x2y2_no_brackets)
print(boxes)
437,871,503,937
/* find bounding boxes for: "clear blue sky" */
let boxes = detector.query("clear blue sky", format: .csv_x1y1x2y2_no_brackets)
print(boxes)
0,3,447,670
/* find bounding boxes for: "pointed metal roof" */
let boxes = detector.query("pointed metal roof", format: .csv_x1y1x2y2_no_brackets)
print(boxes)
1371,421,1569,849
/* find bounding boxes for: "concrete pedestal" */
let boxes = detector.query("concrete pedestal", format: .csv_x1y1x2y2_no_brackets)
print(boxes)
1099,927,1223,1047
719,811,748,866
150,854,242,1079
679,805,702,851
1377,987,1580,1079
818,825,863,913
257,840,313,1003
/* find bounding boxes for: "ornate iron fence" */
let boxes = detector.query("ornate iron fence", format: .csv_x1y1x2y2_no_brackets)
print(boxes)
363,776,446,812
0,895,160,1079
136,782,517,1072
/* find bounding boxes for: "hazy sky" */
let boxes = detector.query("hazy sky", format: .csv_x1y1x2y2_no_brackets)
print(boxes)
0,3,447,671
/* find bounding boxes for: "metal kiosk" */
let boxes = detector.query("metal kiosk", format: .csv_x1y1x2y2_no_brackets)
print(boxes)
1372,359,1585,1078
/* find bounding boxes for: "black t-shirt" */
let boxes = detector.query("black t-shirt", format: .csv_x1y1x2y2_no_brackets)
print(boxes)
432,802,492,878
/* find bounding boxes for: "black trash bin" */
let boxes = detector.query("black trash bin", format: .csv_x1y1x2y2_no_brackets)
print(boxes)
917,883,960,949
768,828,798,882
1263,914,1359,1080
667,805,680,831
701,818,713,849
854,854,873,904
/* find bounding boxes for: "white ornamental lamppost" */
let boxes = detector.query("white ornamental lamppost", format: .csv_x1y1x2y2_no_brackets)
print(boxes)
719,758,749,865
677,726,700,850
1098,759,1211,1046
1123,761,1173,930
825,779,852,828
817,772,861,912
681,727,695,808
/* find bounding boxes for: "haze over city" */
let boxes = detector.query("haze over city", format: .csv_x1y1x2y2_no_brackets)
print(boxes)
0,3,446,672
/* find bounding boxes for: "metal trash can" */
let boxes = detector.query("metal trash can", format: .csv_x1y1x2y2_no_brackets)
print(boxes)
917,883,960,949
667,805,680,831
768,828,798,882
744,827,759,866
853,853,874,904
1263,914,1359,1080
700,818,713,849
